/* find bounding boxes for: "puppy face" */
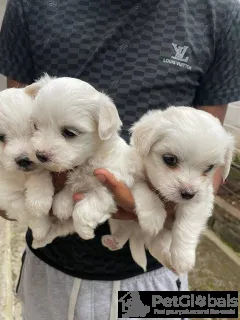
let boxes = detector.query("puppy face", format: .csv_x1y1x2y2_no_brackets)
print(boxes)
0,88,38,172
131,106,234,204
26,76,122,171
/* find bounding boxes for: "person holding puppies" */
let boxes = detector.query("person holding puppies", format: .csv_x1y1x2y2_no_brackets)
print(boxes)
0,0,240,319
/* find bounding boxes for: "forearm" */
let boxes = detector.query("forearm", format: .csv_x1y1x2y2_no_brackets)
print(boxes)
197,105,227,125
7,78,26,88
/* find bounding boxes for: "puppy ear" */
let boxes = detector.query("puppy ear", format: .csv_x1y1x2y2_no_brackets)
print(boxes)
222,133,235,181
24,73,53,98
130,110,164,156
98,93,122,140
24,83,42,98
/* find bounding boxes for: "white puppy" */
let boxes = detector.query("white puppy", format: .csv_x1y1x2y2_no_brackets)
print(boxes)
25,75,133,247
0,87,54,239
102,106,234,274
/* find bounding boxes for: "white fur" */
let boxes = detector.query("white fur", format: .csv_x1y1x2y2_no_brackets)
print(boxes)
27,75,133,248
27,76,234,275
0,87,54,239
104,107,234,274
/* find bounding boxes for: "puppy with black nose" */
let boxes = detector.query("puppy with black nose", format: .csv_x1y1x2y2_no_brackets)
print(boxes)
26,74,132,247
134,107,234,274
15,155,35,171
0,87,54,239
103,106,234,275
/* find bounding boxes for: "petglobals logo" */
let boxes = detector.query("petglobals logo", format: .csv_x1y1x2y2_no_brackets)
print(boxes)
118,291,239,318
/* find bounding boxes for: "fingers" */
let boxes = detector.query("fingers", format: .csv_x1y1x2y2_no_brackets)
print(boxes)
72,168,137,221
51,172,68,193
73,193,85,202
94,169,116,189
51,167,176,226
72,168,176,224
213,167,224,195
94,168,135,212
112,209,138,221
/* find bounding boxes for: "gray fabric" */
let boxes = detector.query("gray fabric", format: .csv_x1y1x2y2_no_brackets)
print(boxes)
18,249,188,320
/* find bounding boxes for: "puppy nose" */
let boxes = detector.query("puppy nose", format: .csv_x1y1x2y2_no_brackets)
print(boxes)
36,151,49,163
181,190,196,200
15,156,33,169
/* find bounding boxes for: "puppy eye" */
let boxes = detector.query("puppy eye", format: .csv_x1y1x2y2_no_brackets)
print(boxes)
33,123,38,130
62,128,78,139
203,164,215,174
0,134,6,143
162,154,178,167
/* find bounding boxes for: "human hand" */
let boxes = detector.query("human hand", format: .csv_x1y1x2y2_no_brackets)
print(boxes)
73,169,176,221
48,172,69,217
51,172,68,193
213,167,224,195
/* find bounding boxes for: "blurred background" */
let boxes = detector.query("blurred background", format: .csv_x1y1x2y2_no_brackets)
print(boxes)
0,0,239,319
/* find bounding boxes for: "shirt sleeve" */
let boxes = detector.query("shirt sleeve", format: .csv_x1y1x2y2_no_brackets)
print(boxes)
193,1,240,106
0,0,34,84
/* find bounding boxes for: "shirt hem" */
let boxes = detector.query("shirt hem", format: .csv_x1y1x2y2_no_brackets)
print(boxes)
27,242,163,281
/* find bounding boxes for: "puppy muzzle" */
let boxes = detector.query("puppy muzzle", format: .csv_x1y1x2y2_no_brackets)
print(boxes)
180,189,196,200
15,155,36,172
36,151,50,163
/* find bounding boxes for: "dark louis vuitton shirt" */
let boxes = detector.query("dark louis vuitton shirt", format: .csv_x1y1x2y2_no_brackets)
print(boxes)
0,0,240,280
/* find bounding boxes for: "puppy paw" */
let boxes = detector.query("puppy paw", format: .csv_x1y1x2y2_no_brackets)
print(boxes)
161,250,173,270
26,196,53,217
75,223,95,240
101,235,123,251
32,239,46,249
72,195,113,240
52,193,74,220
72,210,94,240
139,213,165,237
148,229,172,269
170,246,196,275
151,245,172,270
73,207,110,240
31,222,51,241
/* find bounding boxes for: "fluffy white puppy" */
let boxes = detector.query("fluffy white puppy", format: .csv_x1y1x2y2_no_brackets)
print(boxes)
0,87,54,239
25,75,133,247
102,106,234,274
